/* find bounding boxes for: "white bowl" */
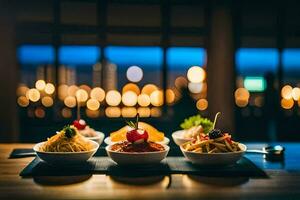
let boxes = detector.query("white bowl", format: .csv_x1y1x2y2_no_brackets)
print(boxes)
104,137,170,145
172,130,191,146
33,140,99,165
180,143,247,166
106,144,169,165
84,131,105,145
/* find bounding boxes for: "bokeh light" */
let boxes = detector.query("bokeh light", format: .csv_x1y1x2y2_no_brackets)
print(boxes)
235,99,249,107
187,66,205,83
86,109,100,118
44,83,55,95
196,99,208,110
61,107,72,118
141,84,158,96
26,88,40,102
34,107,45,118
281,85,293,100
166,89,175,104
58,84,68,100
106,90,121,106
126,66,143,82
235,88,250,101
41,96,53,107
76,89,89,102
105,107,121,118
175,76,188,89
122,83,140,95
188,82,203,94
150,90,164,106
137,107,151,117
122,91,138,106
35,80,46,91
67,85,78,96
254,96,264,107
90,87,105,102
64,96,76,108
16,85,29,96
150,107,162,117
121,107,137,118
137,94,151,107
17,96,29,107
281,98,294,109
86,99,100,111
292,87,300,101
79,85,91,94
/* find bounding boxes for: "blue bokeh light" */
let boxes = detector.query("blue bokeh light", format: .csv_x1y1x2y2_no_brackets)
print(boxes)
59,45,100,65
18,45,55,64
282,48,300,70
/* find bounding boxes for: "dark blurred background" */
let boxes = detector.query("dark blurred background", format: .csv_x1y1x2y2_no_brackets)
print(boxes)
0,0,299,143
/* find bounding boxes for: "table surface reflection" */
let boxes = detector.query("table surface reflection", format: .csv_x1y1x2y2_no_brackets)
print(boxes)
0,143,300,200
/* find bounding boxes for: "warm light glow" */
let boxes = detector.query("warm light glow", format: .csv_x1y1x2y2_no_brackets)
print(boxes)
34,107,45,118
175,76,188,89
17,96,29,107
61,107,72,118
137,107,150,117
76,89,89,102
106,90,121,106
166,89,175,104
235,88,250,101
196,99,208,110
292,87,300,101
137,94,151,107
126,66,143,82
188,82,203,94
41,96,53,107
67,85,78,96
235,99,249,107
187,66,205,83
121,107,137,118
86,109,100,118
150,90,164,106
281,85,293,100
58,84,68,100
26,88,40,102
281,98,294,109
64,96,76,108
16,85,29,96
105,107,121,118
141,84,158,96
35,80,46,91
90,87,105,102
122,91,138,106
45,83,55,95
150,107,162,117
79,85,91,94
86,99,100,111
122,83,140,95
254,96,264,107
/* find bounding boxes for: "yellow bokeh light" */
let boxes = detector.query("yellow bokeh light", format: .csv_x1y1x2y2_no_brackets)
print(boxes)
26,88,40,102
61,107,72,118
175,76,188,89
141,84,158,96
67,85,78,96
150,107,162,117
35,80,46,91
41,96,53,107
16,85,29,96
281,98,294,109
34,108,45,118
196,99,208,111
105,107,121,118
90,87,105,102
122,83,140,95
86,109,100,118
166,89,175,104
137,107,150,117
79,84,91,94
121,107,137,118
281,85,293,100
235,88,250,101
292,87,300,101
106,90,121,106
17,96,29,107
122,91,138,106
87,99,100,111
45,83,55,95
150,90,164,106
235,99,249,107
137,94,151,107
76,89,89,102
58,84,68,100
187,66,205,83
64,96,76,108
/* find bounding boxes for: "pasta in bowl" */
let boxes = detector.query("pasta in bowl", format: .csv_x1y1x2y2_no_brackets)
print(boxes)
34,125,99,164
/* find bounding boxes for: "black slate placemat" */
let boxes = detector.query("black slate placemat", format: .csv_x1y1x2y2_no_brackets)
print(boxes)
20,156,267,178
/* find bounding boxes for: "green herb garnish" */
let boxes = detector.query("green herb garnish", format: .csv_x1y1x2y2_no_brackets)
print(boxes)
126,114,139,129
180,114,213,134
63,125,76,138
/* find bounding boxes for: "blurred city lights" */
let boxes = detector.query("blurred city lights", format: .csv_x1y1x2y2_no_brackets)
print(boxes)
106,90,121,106
17,96,29,107
126,66,143,82
76,89,89,102
61,107,72,118
188,82,203,94
150,90,164,106
137,107,151,117
35,80,46,91
244,77,266,92
150,107,162,117
64,96,76,108
41,96,53,107
90,87,105,102
86,99,100,111
175,76,188,89
292,87,300,101
141,84,158,96
105,107,121,118
281,85,293,100
122,83,140,95
44,83,55,95
166,89,175,104
235,88,250,101
86,109,100,118
196,99,208,110
67,85,78,96
16,85,29,96
281,98,294,109
187,66,205,83
26,88,40,102
137,94,151,107
79,84,91,94
58,84,68,100
235,99,249,107
122,91,138,106
34,107,45,118
121,107,137,118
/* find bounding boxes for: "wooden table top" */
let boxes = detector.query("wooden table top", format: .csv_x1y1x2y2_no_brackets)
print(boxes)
1,143,300,200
